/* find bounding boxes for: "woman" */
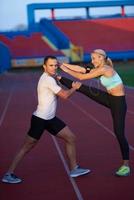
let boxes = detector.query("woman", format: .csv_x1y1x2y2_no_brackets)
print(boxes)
59,49,130,177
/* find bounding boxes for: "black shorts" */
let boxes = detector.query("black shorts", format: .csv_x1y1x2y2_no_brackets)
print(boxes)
27,115,66,140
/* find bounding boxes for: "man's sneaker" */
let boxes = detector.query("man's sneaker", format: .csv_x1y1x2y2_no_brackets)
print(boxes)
70,165,91,178
2,173,22,184
115,165,130,177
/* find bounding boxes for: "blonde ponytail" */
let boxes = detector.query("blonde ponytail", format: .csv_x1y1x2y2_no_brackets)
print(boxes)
106,57,113,68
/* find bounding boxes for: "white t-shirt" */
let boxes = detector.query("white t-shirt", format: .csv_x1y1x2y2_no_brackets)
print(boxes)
33,72,61,120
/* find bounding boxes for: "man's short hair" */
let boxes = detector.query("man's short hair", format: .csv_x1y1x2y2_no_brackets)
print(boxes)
44,56,57,64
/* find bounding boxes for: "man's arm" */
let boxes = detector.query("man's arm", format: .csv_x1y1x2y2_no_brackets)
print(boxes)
57,81,81,99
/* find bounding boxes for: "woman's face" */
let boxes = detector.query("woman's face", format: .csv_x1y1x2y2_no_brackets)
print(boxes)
91,53,105,68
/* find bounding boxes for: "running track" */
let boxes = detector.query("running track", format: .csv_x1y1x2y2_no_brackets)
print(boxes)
0,71,134,200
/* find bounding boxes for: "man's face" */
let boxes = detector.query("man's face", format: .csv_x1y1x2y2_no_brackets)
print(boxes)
43,58,58,76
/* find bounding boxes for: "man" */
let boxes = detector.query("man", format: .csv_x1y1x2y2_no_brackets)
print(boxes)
2,56,90,184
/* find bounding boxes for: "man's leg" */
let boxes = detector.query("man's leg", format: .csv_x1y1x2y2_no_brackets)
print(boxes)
7,135,38,173
56,126,90,177
56,126,77,170
2,135,38,183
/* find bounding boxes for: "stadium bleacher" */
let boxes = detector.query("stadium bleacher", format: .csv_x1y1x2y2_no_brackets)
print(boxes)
0,1,134,72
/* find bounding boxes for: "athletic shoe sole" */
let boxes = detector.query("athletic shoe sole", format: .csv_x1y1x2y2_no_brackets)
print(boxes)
2,179,22,184
115,172,130,177
70,169,91,178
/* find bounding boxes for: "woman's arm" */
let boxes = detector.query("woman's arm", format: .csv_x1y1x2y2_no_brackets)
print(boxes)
60,65,105,80
61,63,86,73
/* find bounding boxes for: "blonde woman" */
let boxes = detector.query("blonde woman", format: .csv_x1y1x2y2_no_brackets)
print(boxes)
59,49,130,177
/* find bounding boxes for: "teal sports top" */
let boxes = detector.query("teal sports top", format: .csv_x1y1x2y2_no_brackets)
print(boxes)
100,73,122,90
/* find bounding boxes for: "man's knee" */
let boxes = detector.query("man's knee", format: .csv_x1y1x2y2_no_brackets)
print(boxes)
23,136,38,152
69,132,76,143
63,133,76,144
58,126,76,143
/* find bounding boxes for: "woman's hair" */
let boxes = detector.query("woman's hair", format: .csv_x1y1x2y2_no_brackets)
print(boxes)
106,57,113,68
92,49,113,68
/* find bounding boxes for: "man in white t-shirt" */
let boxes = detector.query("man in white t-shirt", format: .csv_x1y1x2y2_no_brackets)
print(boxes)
2,56,90,184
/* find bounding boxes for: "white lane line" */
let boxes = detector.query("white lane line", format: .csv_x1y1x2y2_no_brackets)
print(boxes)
51,136,84,200
69,99,134,151
0,88,13,127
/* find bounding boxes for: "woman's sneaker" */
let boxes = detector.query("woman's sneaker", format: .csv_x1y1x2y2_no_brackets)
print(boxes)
115,165,130,177
70,165,91,178
2,173,22,184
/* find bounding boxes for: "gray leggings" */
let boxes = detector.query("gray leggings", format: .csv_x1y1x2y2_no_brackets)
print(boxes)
60,77,129,160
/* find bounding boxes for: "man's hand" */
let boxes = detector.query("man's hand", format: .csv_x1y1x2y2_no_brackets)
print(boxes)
72,81,81,90
56,75,61,80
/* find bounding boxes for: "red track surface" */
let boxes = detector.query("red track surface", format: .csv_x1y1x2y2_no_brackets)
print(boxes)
0,71,134,200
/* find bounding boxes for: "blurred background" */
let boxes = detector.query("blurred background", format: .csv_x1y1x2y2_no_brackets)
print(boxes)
0,0,134,86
